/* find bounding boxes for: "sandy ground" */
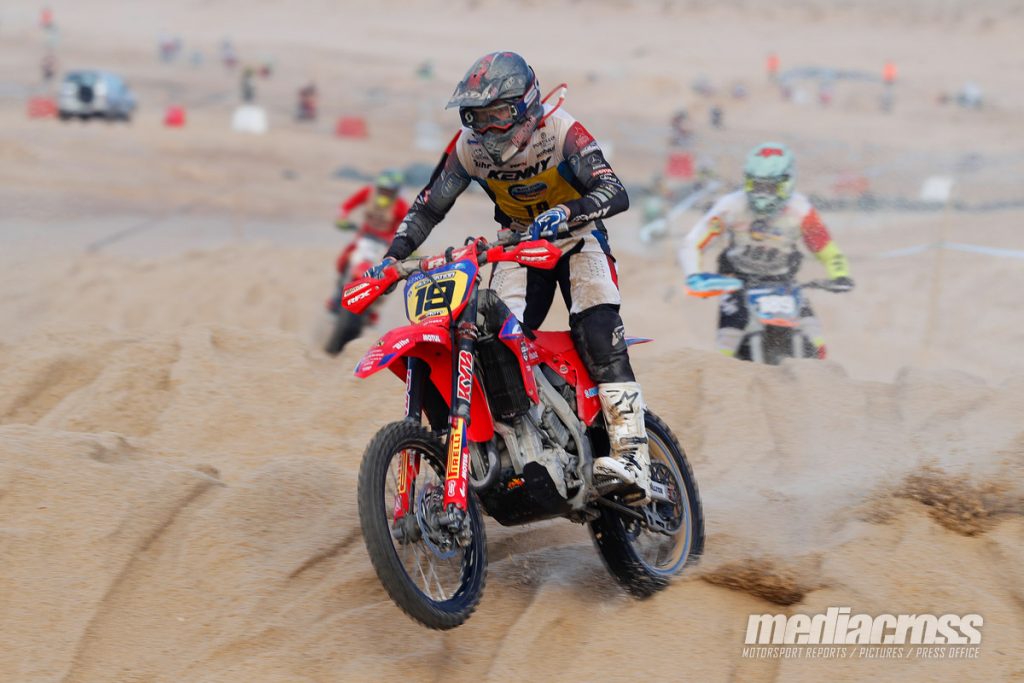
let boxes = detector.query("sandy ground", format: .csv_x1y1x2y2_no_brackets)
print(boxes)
1,1,1023,681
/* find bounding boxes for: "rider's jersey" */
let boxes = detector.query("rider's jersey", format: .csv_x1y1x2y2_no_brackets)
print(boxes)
338,186,409,241
680,190,850,279
385,105,629,261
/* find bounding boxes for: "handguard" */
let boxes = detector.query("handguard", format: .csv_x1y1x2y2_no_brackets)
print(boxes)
485,239,562,269
341,266,401,314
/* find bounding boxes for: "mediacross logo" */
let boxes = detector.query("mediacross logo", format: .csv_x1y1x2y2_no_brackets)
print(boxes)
745,607,983,646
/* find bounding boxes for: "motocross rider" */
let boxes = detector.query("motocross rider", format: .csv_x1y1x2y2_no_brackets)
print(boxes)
368,51,652,503
681,142,854,357
329,171,410,314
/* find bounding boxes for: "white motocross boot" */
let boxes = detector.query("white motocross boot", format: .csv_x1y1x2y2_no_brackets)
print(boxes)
594,382,652,505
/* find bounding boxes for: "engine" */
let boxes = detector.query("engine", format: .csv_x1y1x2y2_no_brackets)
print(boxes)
475,364,586,527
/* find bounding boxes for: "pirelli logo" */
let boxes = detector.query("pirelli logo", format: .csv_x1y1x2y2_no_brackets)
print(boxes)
447,419,465,478
396,450,410,494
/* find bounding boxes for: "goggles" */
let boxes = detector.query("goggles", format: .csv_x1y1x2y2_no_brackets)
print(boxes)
459,98,527,134
745,176,791,197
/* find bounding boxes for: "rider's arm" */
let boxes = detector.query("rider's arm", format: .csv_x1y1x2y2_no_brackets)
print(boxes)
559,122,629,226
385,134,472,261
385,197,411,240
339,186,371,218
679,198,728,276
800,208,850,279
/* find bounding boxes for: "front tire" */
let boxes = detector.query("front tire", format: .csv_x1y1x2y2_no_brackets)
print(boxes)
590,411,705,597
358,422,487,629
324,309,364,356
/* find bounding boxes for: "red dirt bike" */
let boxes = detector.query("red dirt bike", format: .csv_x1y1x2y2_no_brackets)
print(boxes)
324,226,389,356
342,230,704,629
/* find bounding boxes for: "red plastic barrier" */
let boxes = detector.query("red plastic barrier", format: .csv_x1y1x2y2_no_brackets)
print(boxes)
27,97,57,119
665,152,694,180
335,116,368,138
833,173,870,196
164,105,186,127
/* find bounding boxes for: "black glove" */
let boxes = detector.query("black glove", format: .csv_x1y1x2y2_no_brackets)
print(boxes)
828,276,855,292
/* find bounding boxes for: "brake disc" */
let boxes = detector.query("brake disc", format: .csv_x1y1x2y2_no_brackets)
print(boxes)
415,484,459,559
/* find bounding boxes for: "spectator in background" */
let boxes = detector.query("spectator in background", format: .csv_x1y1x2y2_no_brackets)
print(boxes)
240,67,256,103
41,52,56,83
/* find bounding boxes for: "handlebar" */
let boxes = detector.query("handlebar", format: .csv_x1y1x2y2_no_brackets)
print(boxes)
341,230,568,315
745,279,850,294
392,228,571,279
796,279,852,293
687,276,852,299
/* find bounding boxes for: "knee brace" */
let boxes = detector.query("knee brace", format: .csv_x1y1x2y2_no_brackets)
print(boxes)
569,304,636,384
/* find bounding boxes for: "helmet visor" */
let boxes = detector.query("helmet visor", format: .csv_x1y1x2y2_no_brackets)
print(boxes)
460,99,524,134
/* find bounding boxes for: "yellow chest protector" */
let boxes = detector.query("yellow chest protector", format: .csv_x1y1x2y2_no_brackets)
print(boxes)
456,107,585,226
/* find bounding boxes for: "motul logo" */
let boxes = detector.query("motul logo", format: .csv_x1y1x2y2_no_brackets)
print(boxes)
758,148,783,157
456,350,473,402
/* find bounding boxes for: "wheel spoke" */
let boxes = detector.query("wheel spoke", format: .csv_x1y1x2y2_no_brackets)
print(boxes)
428,559,448,600
412,544,433,599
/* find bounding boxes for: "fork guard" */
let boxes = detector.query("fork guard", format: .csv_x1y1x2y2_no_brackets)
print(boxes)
355,324,495,442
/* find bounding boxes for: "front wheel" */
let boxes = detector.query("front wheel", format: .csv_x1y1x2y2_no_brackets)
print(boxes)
357,422,487,629
324,309,364,356
590,411,705,597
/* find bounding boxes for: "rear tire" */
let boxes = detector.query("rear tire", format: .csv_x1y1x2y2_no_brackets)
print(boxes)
324,310,364,356
358,422,487,629
590,411,704,597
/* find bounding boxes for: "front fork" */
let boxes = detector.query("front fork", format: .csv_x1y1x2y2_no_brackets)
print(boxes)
392,358,426,523
391,286,479,527
442,294,479,520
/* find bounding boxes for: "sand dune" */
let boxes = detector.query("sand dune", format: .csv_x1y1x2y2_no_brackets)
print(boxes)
1,322,1021,681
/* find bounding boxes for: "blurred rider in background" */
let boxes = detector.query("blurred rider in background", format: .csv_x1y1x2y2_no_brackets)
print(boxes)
681,142,853,358
328,170,409,311
366,51,652,504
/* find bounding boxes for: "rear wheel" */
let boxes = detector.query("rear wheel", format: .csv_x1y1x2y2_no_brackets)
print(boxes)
324,309,364,356
590,411,704,597
358,422,487,629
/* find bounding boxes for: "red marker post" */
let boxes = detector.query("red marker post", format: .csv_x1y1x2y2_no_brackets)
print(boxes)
882,61,897,85
766,53,780,81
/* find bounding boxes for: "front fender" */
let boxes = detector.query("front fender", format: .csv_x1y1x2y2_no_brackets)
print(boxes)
354,324,495,441
355,324,452,377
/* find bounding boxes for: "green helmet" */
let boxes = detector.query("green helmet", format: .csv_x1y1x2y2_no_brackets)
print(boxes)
744,142,795,214
374,169,403,197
